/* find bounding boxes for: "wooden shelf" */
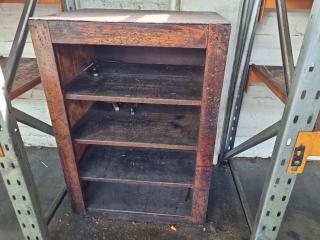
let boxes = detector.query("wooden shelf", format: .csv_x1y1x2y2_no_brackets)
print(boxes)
0,57,41,100
85,182,192,223
72,102,199,151
249,65,287,103
79,146,195,188
64,60,203,106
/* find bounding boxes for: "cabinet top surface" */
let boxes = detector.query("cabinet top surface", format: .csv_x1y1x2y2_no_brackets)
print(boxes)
30,9,229,25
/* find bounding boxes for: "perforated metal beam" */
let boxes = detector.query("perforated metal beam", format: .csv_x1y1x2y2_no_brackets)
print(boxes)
0,67,48,240
251,1,320,239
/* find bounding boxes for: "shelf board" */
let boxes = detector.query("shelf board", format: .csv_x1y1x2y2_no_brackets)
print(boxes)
85,182,192,222
250,65,287,103
79,146,195,188
72,102,199,151
64,60,203,106
0,57,41,100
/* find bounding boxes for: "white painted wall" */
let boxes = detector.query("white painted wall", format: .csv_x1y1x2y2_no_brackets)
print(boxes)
0,1,310,157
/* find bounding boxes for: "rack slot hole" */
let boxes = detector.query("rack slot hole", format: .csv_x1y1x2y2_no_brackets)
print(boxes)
12,195,16,200
277,211,281,217
287,178,292,184
293,115,299,123
22,195,26,201
4,144,9,151
27,210,31,215
17,180,21,186
282,196,287,201
275,178,280,184
272,226,277,231
0,162,4,168
11,163,15,169
281,159,286,166
6,179,11,185
307,115,313,124
301,90,306,99
266,211,270,216
316,91,320,100
271,195,275,201
17,210,21,215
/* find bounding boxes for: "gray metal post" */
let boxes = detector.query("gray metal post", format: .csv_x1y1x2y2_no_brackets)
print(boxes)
276,0,295,94
222,0,263,156
4,0,37,92
251,1,320,238
0,67,49,239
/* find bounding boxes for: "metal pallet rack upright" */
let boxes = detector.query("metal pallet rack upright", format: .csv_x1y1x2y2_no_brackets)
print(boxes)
220,0,320,239
0,0,69,239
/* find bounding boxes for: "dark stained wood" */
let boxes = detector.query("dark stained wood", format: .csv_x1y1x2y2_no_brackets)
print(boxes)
72,103,199,151
0,57,41,100
85,182,192,221
79,146,195,188
96,46,205,66
192,25,231,224
29,20,85,213
54,44,96,162
49,21,208,48
64,60,203,106
251,65,287,103
30,10,231,224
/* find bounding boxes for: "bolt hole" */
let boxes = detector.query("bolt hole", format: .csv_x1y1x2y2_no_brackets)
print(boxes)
275,178,280,184
272,226,277,231
4,145,9,151
307,115,313,124
287,178,292,184
282,196,287,201
17,180,21,186
27,210,31,215
277,211,281,217
293,115,299,123
0,162,4,168
316,91,320,100
17,210,21,215
271,195,275,201
22,195,26,201
301,90,306,99
22,223,26,228
262,226,266,231
286,138,292,146
266,211,270,216
31,224,35,228
12,195,16,200
6,179,11,185
309,66,314,72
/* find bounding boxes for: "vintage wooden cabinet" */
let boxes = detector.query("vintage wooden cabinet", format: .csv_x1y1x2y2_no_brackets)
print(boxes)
29,10,230,224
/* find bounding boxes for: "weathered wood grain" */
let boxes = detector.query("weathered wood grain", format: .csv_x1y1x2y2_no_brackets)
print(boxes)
192,24,231,224
49,21,208,48
29,20,85,213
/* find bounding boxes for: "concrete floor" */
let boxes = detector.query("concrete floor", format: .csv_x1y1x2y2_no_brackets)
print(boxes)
0,147,319,240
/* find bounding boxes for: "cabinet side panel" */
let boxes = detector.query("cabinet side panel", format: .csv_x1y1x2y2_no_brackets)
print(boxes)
192,24,231,224
29,20,85,213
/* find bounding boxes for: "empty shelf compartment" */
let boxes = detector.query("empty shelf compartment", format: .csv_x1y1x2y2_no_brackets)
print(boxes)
79,146,196,188
64,60,203,106
72,102,200,150
85,182,193,221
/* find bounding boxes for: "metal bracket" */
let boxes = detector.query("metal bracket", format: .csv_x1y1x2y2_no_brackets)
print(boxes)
288,131,320,174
